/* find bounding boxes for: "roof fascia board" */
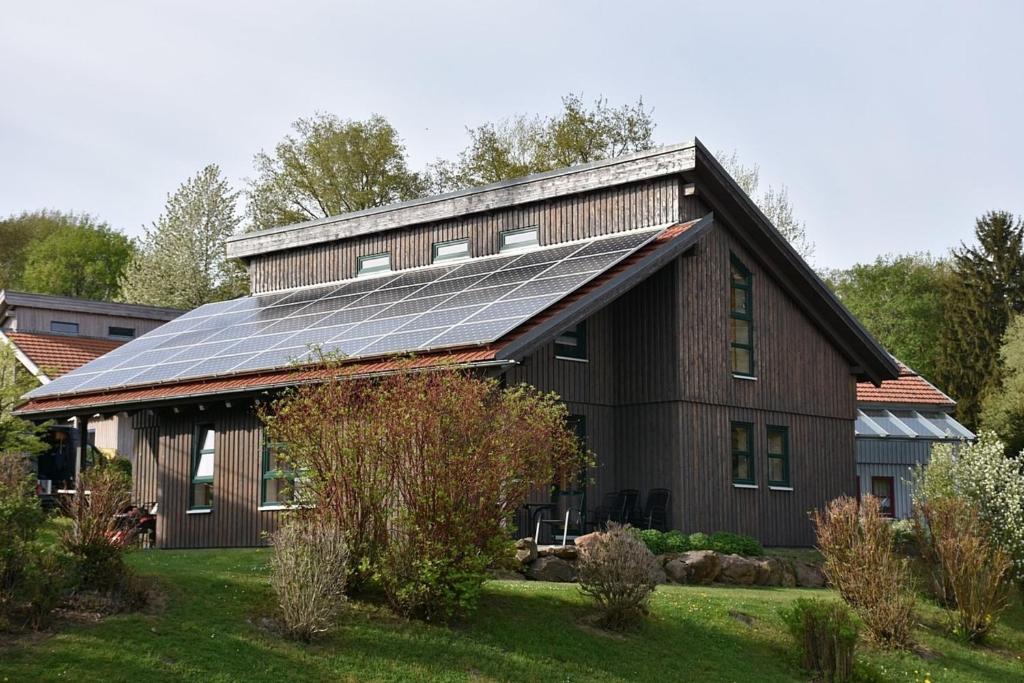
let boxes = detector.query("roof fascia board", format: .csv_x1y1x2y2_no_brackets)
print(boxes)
497,215,715,362
0,330,51,384
225,143,698,260
690,142,898,384
0,290,183,321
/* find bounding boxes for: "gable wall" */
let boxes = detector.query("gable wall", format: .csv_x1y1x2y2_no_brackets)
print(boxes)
247,177,691,293
5,306,172,338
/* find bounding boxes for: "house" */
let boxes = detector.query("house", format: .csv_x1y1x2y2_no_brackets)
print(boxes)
0,290,182,496
855,360,974,519
13,140,898,548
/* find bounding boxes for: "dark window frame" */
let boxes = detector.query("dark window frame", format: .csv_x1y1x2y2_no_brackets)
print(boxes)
731,421,755,486
432,237,470,263
189,424,215,511
356,251,391,276
50,320,79,335
766,425,790,487
554,321,588,361
729,255,755,377
108,326,136,339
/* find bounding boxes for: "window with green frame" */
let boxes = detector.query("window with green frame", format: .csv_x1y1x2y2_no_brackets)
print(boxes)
261,441,297,507
190,425,215,509
554,321,587,360
432,237,470,263
729,256,754,376
767,425,790,487
357,251,391,276
731,421,755,485
499,226,539,252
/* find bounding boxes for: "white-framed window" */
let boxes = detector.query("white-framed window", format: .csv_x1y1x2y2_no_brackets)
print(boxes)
357,252,391,276
432,238,470,263
190,425,215,510
499,227,540,252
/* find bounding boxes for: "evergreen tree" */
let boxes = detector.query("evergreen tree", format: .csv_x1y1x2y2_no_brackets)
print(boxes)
981,314,1024,455
936,211,1024,428
120,165,248,309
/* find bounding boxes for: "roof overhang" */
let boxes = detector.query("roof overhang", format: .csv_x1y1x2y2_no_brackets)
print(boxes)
225,142,698,260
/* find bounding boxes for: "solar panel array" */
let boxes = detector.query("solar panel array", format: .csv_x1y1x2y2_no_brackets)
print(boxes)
28,226,664,398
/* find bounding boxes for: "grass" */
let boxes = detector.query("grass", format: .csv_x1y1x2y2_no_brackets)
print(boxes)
1,548,1022,682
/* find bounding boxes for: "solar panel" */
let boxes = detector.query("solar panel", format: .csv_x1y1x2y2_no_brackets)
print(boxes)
26,225,665,399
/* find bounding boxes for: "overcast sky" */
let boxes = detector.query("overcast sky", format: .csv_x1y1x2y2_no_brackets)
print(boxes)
1,1,1021,269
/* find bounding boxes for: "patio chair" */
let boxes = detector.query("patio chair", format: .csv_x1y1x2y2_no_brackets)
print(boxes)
535,492,585,546
589,489,641,529
632,488,671,531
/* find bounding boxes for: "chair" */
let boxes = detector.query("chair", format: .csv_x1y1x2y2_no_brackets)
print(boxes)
633,488,671,531
535,492,585,546
589,489,641,529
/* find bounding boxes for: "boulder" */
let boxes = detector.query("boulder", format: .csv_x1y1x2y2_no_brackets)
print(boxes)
488,568,526,581
664,550,720,585
717,554,759,585
538,544,579,561
573,531,602,554
749,557,795,587
514,538,538,565
649,562,669,585
526,556,576,583
794,560,826,588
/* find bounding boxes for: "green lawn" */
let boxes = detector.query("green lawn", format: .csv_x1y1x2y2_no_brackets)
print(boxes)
2,548,1022,682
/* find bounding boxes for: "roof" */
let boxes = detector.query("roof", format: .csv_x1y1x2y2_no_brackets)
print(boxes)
3,331,125,380
0,290,184,322
856,361,955,407
225,142,699,260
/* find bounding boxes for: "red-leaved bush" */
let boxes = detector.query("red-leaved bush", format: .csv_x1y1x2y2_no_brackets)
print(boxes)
260,365,587,620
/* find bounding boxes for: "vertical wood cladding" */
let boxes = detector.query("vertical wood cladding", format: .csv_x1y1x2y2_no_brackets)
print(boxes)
248,177,683,292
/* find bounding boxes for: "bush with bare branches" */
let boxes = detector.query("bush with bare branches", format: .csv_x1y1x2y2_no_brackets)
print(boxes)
269,516,349,641
61,463,132,591
812,496,916,648
913,497,1012,642
577,523,658,631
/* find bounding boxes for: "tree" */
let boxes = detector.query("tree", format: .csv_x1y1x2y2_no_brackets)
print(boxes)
120,165,248,309
0,210,81,290
248,113,426,232
827,253,949,382
981,315,1024,455
429,94,656,192
936,211,1024,429
0,343,46,456
20,220,135,300
718,151,815,262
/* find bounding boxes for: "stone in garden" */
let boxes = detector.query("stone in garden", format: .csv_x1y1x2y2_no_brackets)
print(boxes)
793,560,826,588
488,568,526,581
526,555,576,583
664,549,719,584
717,554,759,585
649,562,668,585
539,545,578,561
515,537,538,564
573,531,601,553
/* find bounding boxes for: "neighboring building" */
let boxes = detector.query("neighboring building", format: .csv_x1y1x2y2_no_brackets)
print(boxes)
854,360,974,519
0,291,182,494
14,140,898,548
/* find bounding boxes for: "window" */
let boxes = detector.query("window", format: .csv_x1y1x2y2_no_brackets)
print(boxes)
729,256,754,376
871,476,895,517
108,326,136,339
261,441,298,507
50,320,79,335
731,421,755,485
554,321,587,361
432,238,470,263
357,252,391,276
767,426,790,487
499,227,539,252
190,425,215,510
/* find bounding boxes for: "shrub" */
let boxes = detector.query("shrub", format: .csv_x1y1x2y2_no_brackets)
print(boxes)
635,529,689,555
269,517,349,641
812,496,916,648
260,368,587,620
60,463,132,591
684,531,764,556
780,598,859,683
577,523,658,631
914,497,1012,642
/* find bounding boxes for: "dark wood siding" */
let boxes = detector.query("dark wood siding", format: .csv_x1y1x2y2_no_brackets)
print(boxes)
130,412,159,505
248,177,693,293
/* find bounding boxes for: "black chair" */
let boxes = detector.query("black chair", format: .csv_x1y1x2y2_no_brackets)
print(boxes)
590,489,641,529
633,488,671,531
534,492,585,546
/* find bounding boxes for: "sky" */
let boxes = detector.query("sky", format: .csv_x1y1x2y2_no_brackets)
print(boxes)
1,1,1022,270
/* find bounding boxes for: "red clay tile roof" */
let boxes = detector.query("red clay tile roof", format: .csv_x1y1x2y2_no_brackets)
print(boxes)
5,332,125,379
856,361,954,407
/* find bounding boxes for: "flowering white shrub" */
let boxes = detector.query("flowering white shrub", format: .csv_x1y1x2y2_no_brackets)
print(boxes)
912,432,1024,583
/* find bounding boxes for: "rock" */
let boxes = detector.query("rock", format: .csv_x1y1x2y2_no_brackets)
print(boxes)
794,560,826,588
664,550,720,585
768,557,797,587
717,554,759,585
538,545,579,561
526,555,576,583
574,531,602,554
514,537,538,564
649,562,668,585
488,568,526,581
